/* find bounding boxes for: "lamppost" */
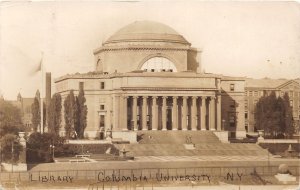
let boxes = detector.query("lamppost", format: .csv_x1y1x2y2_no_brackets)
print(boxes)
50,144,55,161
10,136,19,172
11,139,17,172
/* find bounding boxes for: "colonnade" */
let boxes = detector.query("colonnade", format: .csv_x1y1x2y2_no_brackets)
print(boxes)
116,95,222,131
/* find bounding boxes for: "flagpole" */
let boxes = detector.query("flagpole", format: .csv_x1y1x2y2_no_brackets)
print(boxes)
40,52,44,134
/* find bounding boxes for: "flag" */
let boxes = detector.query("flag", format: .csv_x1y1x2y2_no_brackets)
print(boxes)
28,56,43,76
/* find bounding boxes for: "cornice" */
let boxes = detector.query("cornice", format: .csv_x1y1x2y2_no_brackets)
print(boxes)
93,45,191,54
55,72,222,83
121,87,218,91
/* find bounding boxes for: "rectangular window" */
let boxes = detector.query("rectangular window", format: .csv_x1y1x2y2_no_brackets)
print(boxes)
229,115,235,123
151,69,155,72
100,104,105,110
289,91,293,97
290,100,293,107
254,91,258,96
147,115,150,127
245,113,248,119
263,90,267,96
244,91,247,96
230,84,235,91
249,91,253,96
100,82,105,89
79,82,84,90
229,112,236,128
100,115,105,127
137,115,140,127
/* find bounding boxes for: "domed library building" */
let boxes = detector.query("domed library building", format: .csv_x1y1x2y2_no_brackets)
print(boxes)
54,21,254,141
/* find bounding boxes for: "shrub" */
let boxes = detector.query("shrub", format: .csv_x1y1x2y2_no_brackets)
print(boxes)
26,132,66,163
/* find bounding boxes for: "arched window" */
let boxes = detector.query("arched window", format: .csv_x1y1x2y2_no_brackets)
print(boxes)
141,57,177,72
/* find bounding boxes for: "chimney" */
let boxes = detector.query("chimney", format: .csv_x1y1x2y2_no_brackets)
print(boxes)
45,72,51,132
45,72,51,107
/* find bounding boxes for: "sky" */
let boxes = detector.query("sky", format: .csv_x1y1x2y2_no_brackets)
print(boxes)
0,1,300,100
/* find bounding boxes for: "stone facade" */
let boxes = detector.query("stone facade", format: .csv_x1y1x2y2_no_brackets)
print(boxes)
55,21,246,139
8,93,34,130
245,78,300,133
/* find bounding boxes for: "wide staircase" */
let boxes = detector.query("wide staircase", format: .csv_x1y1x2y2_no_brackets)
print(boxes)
114,131,268,157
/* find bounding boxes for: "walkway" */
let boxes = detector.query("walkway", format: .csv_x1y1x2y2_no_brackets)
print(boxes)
134,155,272,162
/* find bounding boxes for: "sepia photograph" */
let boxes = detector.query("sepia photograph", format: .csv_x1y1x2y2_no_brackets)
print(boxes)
0,1,300,189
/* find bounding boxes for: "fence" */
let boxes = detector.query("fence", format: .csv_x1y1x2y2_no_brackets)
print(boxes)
0,165,299,183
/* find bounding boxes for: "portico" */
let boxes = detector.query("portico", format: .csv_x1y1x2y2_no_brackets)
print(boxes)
119,95,222,131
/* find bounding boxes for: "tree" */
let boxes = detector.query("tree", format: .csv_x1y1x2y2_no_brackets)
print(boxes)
64,90,77,139
76,87,88,139
255,92,278,136
0,99,24,137
63,88,88,139
47,93,62,136
31,97,40,132
283,93,294,137
31,97,46,133
26,132,66,163
255,91,294,138
0,134,22,162
0,99,24,162
74,97,80,138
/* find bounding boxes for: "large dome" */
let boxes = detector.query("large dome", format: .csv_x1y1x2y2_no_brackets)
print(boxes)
104,21,190,45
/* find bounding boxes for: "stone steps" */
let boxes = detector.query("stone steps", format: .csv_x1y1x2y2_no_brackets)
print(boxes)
113,131,267,157
137,130,221,144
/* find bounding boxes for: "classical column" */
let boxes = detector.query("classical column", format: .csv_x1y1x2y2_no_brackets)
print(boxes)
142,96,147,130
132,96,137,130
119,95,124,130
209,96,216,130
172,96,178,130
182,96,188,130
191,96,197,130
217,95,221,131
151,96,158,130
162,96,167,130
106,97,112,131
200,96,206,130
123,96,128,131
113,95,120,131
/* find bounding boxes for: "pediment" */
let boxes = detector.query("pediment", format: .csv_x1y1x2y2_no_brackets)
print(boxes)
276,80,300,90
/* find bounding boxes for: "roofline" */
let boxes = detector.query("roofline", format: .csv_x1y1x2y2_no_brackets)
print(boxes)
54,72,222,83
245,79,300,89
